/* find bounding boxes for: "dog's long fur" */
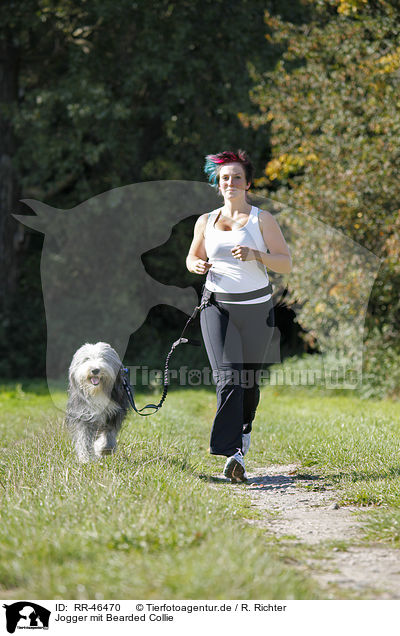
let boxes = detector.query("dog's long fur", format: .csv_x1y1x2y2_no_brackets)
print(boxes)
65,342,129,462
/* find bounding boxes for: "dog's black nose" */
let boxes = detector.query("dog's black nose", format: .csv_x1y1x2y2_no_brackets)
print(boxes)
91,368,100,375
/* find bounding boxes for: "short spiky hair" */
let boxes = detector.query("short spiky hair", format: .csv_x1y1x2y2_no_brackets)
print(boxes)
204,149,254,189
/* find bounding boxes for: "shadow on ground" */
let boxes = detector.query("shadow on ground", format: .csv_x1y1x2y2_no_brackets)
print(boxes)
198,469,323,491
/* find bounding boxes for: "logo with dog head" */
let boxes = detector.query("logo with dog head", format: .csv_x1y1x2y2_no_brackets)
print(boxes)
14,181,219,409
13,183,380,401
3,602,50,633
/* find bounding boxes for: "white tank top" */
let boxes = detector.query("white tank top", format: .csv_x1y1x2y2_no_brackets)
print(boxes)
204,206,271,304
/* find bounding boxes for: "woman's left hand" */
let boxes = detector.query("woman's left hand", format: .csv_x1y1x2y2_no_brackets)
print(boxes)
231,245,256,261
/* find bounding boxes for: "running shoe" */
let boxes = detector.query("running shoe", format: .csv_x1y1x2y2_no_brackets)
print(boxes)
223,449,247,483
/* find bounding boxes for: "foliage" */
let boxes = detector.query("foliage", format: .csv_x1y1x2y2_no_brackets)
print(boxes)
0,242,46,378
1,0,277,377
5,0,271,205
2,0,400,396
243,0,400,388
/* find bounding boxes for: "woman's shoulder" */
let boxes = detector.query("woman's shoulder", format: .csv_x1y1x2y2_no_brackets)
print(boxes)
193,211,212,236
195,212,210,226
195,209,219,226
256,207,274,220
257,208,281,227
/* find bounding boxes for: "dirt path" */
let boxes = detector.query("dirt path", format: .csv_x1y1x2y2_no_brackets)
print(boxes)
241,464,400,599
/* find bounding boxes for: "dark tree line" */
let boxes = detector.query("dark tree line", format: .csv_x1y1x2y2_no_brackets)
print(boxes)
1,0,399,395
0,0,277,377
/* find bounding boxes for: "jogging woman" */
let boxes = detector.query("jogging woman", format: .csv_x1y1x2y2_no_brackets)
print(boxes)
186,150,291,482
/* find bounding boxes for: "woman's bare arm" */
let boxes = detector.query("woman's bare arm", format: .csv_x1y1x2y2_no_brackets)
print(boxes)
186,214,212,275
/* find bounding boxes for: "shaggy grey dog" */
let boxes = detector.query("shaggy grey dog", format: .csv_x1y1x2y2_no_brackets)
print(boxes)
65,342,129,462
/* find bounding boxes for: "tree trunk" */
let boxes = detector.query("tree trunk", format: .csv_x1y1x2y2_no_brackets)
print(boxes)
0,32,22,313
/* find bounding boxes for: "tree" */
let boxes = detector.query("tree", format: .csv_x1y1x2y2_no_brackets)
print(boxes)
1,0,281,376
242,0,400,383
0,19,23,309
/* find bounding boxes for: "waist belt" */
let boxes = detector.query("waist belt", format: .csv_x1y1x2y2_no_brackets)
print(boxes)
207,283,273,303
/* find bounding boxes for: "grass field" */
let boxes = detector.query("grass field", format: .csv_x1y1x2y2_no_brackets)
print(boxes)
1,380,400,599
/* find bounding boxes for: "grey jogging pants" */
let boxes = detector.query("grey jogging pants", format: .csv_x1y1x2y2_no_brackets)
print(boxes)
200,296,275,457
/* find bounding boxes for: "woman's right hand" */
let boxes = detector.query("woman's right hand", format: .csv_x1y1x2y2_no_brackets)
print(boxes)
191,259,212,275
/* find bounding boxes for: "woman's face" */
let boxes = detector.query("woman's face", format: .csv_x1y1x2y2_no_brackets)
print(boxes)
218,163,250,200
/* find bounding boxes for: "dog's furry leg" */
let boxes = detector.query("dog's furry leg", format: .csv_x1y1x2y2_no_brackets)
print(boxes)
68,418,96,463
94,429,118,457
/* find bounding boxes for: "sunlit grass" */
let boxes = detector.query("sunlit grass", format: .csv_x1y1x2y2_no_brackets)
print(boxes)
0,384,316,600
1,380,400,599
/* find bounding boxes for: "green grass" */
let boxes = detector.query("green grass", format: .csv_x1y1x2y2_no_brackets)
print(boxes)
1,381,400,599
0,384,316,600
252,389,400,506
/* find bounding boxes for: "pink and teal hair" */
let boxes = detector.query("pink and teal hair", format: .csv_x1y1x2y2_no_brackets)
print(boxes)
204,149,254,189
